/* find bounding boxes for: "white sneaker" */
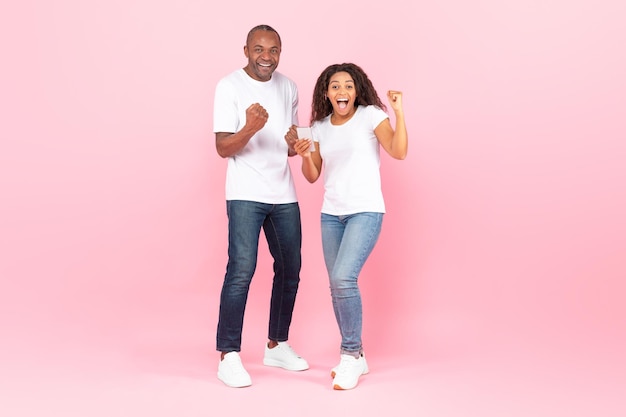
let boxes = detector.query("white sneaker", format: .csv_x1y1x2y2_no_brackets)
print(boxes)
263,341,309,371
330,352,369,378
217,352,252,388
332,353,369,390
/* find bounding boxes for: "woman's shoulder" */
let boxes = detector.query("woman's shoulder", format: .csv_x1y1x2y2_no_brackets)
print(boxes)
357,105,387,122
361,104,386,114
312,114,332,127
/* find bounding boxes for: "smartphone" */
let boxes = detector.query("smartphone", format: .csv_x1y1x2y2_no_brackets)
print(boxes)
296,127,316,152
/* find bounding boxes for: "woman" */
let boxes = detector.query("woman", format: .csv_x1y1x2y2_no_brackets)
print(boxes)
291,63,408,390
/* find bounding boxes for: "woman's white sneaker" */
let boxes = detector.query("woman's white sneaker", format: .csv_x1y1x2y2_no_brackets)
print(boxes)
332,353,369,390
217,352,252,388
331,352,369,378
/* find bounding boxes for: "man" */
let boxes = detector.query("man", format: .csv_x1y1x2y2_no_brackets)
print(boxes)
212,24,308,388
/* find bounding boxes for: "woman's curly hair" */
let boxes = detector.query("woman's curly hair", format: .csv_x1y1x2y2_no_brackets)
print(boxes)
310,63,386,124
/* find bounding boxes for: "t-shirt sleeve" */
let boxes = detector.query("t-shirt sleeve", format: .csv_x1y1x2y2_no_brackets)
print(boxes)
291,82,299,127
311,121,321,143
369,106,389,130
213,79,239,134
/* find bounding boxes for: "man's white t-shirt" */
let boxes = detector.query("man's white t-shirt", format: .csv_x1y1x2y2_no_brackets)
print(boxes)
213,69,299,204
312,105,389,215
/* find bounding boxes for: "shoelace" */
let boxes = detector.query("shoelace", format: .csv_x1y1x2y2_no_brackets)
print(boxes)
225,355,246,375
335,355,358,375
279,343,302,359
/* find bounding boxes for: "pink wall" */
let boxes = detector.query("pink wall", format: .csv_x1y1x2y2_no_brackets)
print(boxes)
1,0,625,370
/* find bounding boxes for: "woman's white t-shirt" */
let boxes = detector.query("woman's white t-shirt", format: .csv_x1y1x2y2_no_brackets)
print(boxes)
312,105,389,215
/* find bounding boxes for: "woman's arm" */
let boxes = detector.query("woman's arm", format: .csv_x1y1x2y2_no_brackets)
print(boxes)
286,126,323,183
300,142,323,183
375,90,408,160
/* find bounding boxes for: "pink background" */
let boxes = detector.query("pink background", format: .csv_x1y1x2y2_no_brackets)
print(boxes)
1,0,625,416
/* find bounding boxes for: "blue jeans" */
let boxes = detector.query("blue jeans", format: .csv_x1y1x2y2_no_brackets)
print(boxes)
216,200,302,352
321,212,383,356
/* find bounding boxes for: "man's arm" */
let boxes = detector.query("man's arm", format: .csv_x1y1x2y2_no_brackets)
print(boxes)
215,103,268,158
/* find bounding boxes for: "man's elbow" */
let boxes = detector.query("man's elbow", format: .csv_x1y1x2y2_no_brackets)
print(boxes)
216,146,226,158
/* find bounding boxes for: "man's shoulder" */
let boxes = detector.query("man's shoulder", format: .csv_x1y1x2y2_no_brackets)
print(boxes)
272,71,297,87
217,68,244,85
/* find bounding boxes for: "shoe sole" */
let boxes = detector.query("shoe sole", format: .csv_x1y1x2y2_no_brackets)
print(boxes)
333,372,367,391
331,365,369,378
263,358,309,371
333,383,354,390
331,362,369,389
217,373,252,388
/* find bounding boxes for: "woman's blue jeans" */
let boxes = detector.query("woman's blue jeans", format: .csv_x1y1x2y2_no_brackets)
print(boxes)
321,212,383,355
216,200,302,352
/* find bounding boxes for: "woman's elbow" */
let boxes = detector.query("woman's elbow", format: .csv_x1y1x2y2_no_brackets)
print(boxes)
304,174,319,183
390,147,408,160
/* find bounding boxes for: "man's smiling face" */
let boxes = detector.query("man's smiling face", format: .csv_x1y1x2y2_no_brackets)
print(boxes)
243,29,281,82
